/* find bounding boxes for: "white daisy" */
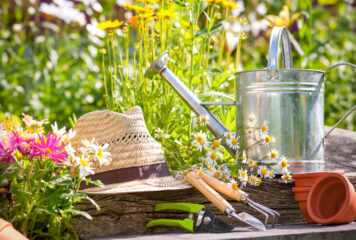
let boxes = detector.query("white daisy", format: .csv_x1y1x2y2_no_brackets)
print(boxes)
206,151,219,162
193,131,209,151
242,150,247,164
220,165,230,180
249,175,258,186
65,142,76,160
258,165,268,178
267,170,275,179
268,149,279,160
260,121,269,135
78,156,95,178
212,168,222,179
247,159,255,168
246,128,254,137
279,156,289,174
82,138,96,153
224,131,233,142
227,135,240,150
155,128,170,138
229,179,239,191
281,171,293,183
238,168,248,181
67,128,76,140
51,121,66,137
94,143,111,167
199,114,210,126
260,133,272,146
211,139,221,151
240,175,248,188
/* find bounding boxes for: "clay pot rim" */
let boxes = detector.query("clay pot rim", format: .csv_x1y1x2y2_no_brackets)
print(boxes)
293,171,344,179
292,187,311,193
307,173,351,224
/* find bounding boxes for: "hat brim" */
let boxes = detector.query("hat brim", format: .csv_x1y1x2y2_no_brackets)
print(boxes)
79,176,192,194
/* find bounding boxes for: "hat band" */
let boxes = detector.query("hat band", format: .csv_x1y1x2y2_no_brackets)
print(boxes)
80,162,171,190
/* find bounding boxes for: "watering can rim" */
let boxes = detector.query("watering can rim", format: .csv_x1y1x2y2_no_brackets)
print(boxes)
234,68,325,75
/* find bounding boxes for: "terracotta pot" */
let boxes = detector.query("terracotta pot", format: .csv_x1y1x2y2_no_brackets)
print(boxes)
292,187,311,201
293,171,344,187
0,219,28,240
298,201,314,223
307,173,356,224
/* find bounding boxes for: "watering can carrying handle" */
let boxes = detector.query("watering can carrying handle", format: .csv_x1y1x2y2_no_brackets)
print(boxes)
267,26,293,70
323,62,356,139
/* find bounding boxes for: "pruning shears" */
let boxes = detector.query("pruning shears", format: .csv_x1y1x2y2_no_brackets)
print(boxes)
146,202,233,233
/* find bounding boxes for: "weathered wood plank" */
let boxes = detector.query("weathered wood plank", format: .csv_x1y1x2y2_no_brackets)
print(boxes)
73,127,356,239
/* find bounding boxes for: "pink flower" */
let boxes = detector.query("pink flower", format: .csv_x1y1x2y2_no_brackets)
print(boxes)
0,132,19,164
31,132,67,163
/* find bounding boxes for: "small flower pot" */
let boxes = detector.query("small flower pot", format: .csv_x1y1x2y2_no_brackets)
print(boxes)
0,219,28,240
292,187,314,223
307,173,356,225
292,187,311,201
298,201,314,223
293,171,344,187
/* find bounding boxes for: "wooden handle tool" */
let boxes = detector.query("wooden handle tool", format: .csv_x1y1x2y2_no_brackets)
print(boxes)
185,171,231,213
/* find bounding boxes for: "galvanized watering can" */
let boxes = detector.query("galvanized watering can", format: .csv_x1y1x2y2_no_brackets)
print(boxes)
145,26,356,174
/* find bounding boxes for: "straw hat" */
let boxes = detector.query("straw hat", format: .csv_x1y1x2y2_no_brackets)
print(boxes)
71,106,191,194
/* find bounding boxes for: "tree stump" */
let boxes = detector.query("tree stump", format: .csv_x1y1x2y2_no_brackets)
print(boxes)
73,127,356,239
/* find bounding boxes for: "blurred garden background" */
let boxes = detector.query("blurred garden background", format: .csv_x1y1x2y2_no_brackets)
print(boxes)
1,0,356,167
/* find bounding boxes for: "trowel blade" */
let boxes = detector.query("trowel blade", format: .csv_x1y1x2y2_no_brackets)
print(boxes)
230,211,267,231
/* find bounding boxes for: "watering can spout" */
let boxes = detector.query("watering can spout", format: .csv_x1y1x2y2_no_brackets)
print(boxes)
145,52,237,156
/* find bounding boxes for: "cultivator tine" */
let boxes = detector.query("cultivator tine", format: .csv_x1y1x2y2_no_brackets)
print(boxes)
247,199,280,228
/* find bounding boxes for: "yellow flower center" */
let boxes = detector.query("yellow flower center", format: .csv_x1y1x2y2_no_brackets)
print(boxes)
261,168,267,175
80,158,88,167
250,177,256,183
45,148,52,154
214,172,221,178
226,133,231,140
15,150,23,159
269,172,273,177
265,135,271,143
241,171,246,177
199,139,205,146
258,177,262,185
208,166,214,172
201,117,207,123
213,140,220,148
243,154,247,160
281,160,288,168
222,175,227,179
210,153,217,160
253,162,257,168
284,174,290,180
157,131,163,136
271,152,276,158
22,142,30,149
203,160,207,165
198,170,203,177
261,125,267,132
248,160,254,165
232,182,238,190
97,148,103,159
196,136,203,142
232,138,238,146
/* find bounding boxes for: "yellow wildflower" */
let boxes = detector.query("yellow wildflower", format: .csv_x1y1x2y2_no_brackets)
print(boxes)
181,20,200,30
22,114,48,134
223,0,239,10
265,5,300,29
157,9,177,20
204,0,222,4
97,20,123,31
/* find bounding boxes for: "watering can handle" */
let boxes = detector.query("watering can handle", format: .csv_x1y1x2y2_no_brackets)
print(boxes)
267,26,293,70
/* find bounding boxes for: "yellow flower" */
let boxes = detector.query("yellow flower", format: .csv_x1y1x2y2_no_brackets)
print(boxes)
223,0,239,10
137,0,160,4
204,0,222,4
181,20,200,30
265,5,301,29
22,114,48,134
257,177,262,186
97,20,123,31
157,9,177,20
1,117,21,133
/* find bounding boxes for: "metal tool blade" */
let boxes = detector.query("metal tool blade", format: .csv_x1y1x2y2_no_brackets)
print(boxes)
194,209,233,233
230,211,266,231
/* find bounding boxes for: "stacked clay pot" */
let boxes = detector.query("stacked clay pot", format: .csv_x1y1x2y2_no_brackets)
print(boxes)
292,171,344,223
307,173,356,224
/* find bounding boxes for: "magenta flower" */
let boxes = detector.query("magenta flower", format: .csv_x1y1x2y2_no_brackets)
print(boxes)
31,132,67,163
0,133,19,164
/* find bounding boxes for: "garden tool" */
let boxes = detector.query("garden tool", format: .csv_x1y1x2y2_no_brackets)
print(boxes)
199,171,280,228
185,171,266,231
145,26,356,174
146,202,233,233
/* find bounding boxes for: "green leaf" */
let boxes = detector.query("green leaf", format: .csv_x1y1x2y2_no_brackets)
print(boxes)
194,22,223,38
172,0,189,7
66,209,93,220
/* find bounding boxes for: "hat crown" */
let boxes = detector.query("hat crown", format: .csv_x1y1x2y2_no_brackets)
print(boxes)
72,106,165,173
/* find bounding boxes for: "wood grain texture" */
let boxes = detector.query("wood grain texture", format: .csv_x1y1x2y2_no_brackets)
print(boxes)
73,127,356,239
